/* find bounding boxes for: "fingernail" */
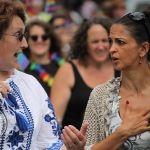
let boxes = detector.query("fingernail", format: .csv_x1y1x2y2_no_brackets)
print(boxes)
126,100,129,104
64,126,68,129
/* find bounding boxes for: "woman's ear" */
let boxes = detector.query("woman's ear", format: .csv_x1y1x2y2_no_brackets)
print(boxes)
139,42,150,57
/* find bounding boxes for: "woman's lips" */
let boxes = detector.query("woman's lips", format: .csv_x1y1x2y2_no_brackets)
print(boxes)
111,57,119,63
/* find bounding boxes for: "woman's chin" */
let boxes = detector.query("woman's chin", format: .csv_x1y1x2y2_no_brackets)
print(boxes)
34,52,48,57
96,58,110,63
113,65,122,71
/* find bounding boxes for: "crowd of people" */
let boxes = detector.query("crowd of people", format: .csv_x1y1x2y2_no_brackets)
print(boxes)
0,0,150,149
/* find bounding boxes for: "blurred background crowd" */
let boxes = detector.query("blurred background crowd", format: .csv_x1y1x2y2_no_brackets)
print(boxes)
21,0,150,60
18,0,150,130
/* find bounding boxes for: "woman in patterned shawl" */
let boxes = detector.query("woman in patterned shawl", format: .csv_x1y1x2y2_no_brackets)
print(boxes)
62,10,150,150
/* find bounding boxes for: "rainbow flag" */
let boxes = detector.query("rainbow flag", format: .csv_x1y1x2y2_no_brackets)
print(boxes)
26,7,35,17
45,0,57,12
25,0,35,18
17,53,30,71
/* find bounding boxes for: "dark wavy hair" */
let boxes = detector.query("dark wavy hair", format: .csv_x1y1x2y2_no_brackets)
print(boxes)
0,0,26,39
49,14,66,25
70,16,112,66
114,10,150,61
23,19,62,58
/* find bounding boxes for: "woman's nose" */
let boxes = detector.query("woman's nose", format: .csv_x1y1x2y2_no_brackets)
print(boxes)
21,37,28,49
109,43,116,54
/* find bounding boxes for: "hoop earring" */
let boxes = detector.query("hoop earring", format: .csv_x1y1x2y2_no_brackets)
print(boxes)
139,57,143,65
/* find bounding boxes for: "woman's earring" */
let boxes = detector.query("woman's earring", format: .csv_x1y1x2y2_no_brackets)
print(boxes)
139,57,143,65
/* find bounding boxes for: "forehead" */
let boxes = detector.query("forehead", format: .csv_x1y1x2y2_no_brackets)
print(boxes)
87,24,108,38
8,15,25,32
29,25,45,34
110,24,132,39
53,18,65,25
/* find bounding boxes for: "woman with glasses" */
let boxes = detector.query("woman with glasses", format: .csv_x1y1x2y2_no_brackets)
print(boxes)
0,0,87,149
61,10,150,150
23,19,64,96
51,17,120,131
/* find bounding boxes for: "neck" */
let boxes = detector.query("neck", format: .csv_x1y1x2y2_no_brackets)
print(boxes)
87,57,113,70
0,70,14,81
121,63,150,93
30,53,50,65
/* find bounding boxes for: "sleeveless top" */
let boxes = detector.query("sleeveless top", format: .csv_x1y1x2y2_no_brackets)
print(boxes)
62,61,120,130
109,94,150,150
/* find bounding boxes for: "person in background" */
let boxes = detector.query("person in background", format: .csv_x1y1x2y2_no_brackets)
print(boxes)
109,0,127,22
25,0,51,23
80,0,98,19
98,0,113,17
49,14,74,59
62,10,150,150
49,14,67,36
0,0,87,149
50,16,120,130
23,19,63,96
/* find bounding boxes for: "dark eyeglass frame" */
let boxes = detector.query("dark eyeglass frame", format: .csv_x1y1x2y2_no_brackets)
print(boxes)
29,35,49,42
0,32,28,42
128,12,150,43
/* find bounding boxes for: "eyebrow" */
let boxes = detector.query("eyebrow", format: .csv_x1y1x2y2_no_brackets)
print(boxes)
14,27,24,32
108,37,126,40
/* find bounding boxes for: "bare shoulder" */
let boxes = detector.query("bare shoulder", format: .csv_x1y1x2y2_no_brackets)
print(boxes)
58,61,73,72
54,61,75,88
71,59,81,68
56,61,74,78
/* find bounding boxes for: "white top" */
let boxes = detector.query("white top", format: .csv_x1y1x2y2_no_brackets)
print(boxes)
109,95,150,149
0,69,64,150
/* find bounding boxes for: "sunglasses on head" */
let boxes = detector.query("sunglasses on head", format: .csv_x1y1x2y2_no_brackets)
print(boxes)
128,12,150,42
29,35,49,42
0,32,28,42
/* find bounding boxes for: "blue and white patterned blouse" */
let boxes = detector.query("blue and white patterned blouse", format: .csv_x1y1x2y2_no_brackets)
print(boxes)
108,84,150,150
0,69,64,150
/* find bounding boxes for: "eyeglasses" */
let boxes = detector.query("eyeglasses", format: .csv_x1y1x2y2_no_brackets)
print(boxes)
53,24,65,29
128,12,150,42
0,32,28,42
29,35,49,42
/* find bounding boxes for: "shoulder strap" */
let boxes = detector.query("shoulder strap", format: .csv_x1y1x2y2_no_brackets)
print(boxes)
68,61,80,77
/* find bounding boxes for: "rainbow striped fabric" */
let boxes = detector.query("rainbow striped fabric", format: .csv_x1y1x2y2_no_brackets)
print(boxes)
17,53,30,71
45,0,57,12
29,53,65,87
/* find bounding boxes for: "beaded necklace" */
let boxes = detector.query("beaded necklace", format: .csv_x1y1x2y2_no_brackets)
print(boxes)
29,53,65,87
